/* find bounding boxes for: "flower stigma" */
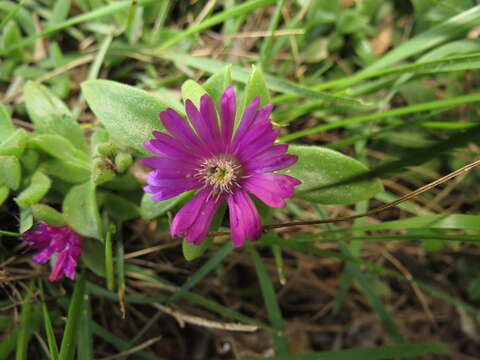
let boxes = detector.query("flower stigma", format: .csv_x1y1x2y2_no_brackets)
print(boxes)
197,155,242,196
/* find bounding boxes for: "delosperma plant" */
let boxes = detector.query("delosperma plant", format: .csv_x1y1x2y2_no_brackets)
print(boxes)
1,1,480,359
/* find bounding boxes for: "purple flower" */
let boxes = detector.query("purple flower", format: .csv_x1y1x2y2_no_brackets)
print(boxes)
142,87,301,247
20,221,82,281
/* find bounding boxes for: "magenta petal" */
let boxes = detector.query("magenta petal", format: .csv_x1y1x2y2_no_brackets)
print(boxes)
232,97,260,144
63,254,78,280
244,173,302,208
247,144,288,163
141,158,197,179
227,190,262,247
200,94,220,142
160,109,205,152
236,128,280,161
144,179,201,200
20,222,83,281
49,251,67,281
32,246,55,264
220,86,236,145
171,188,221,244
146,171,198,186
147,186,198,201
185,100,216,152
233,101,273,147
251,154,298,172
144,133,201,163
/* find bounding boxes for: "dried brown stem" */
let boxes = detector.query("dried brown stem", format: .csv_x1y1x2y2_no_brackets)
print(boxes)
208,159,480,236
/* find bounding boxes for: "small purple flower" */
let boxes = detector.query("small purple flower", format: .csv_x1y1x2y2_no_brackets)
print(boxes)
142,87,301,247
20,221,82,281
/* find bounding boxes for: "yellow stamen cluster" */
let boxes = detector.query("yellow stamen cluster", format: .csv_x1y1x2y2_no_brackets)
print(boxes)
197,156,242,196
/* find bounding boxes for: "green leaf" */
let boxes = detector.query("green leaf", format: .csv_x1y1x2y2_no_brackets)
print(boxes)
20,148,39,175
49,0,71,26
182,238,212,262
63,182,102,239
81,238,105,277
2,20,23,60
140,191,192,220
82,79,168,153
181,79,207,107
15,170,51,208
40,159,90,184
19,207,33,233
243,65,270,110
203,65,232,107
30,134,90,169
58,272,86,360
31,204,66,226
103,192,140,222
24,82,88,152
286,145,383,204
0,186,9,206
0,129,28,157
0,155,21,190
0,103,14,142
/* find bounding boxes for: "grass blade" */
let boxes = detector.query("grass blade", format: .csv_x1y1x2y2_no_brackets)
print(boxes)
39,280,59,360
280,92,480,141
160,0,276,49
167,241,235,303
250,247,289,355
0,0,25,31
154,52,360,105
0,0,157,55
258,0,285,72
58,272,86,360
240,341,448,360
104,225,115,291
15,280,35,360
77,292,93,360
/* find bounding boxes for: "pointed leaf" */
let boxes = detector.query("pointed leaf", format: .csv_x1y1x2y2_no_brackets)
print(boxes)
31,204,66,226
243,65,270,109
15,170,51,208
63,182,102,239
0,155,21,190
203,65,232,107
181,80,207,107
0,103,14,142
286,145,383,204
0,129,28,157
24,82,87,152
82,80,168,153
140,191,192,220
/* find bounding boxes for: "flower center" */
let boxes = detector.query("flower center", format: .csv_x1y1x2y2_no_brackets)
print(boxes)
197,155,242,196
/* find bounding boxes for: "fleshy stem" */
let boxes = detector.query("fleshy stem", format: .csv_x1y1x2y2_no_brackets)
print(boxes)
208,159,480,236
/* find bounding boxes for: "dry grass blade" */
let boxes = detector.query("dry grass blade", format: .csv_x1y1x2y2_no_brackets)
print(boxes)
152,303,259,332
98,336,162,360
209,158,480,235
